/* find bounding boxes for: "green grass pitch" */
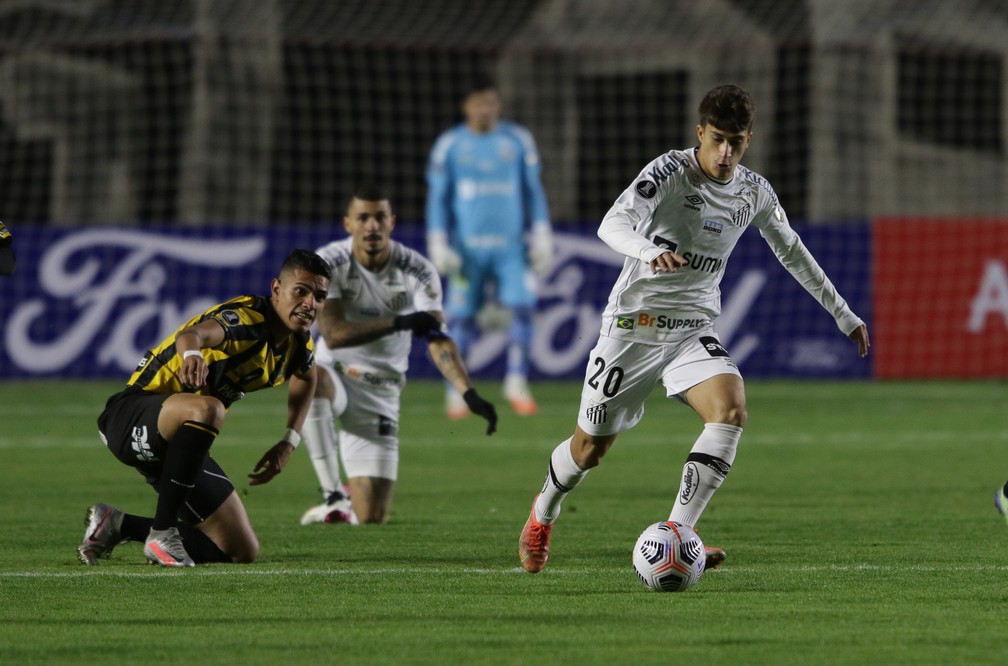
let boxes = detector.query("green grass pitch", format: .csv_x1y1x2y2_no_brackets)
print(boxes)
1,378,1006,664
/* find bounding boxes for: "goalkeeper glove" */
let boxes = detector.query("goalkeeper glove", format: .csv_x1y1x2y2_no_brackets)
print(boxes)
528,224,554,275
427,231,462,276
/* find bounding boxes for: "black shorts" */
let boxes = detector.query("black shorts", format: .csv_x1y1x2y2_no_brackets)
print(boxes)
97,388,235,524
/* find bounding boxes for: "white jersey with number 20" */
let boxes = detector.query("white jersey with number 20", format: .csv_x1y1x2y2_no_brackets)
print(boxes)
596,147,863,343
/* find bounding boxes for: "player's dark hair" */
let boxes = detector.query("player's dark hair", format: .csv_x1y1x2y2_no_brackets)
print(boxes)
462,72,497,99
346,184,391,211
698,84,755,133
281,249,332,281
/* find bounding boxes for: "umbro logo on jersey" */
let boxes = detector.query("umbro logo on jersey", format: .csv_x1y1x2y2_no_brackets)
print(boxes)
635,180,657,199
616,316,635,330
683,194,703,211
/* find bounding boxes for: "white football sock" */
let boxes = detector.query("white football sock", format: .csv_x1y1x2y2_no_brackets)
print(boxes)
534,437,589,525
301,398,344,500
668,423,742,528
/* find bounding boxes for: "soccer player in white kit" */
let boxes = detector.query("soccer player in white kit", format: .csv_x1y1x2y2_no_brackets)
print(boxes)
518,84,870,573
301,185,497,525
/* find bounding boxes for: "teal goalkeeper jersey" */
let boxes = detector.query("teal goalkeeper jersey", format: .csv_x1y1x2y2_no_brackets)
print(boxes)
425,120,550,248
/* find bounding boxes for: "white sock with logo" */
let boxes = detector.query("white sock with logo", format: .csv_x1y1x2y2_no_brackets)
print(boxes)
668,423,742,527
533,437,589,525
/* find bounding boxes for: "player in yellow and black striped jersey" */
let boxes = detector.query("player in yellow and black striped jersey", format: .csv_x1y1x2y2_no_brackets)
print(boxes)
128,294,316,408
77,249,332,568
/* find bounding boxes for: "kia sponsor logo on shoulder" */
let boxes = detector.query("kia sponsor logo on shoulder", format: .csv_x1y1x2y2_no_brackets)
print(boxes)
635,180,657,199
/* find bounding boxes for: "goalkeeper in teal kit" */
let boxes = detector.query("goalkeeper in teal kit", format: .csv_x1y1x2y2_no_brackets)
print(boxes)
425,75,554,418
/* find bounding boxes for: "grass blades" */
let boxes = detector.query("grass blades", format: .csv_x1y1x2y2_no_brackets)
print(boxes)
1,379,1006,664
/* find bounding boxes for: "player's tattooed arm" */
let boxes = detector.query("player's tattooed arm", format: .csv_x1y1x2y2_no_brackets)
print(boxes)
427,336,470,392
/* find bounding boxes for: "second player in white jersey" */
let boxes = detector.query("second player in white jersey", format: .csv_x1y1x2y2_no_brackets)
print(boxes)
300,186,497,526
314,237,443,380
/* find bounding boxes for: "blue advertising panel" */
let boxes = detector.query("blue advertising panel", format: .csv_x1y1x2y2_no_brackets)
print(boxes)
0,223,871,380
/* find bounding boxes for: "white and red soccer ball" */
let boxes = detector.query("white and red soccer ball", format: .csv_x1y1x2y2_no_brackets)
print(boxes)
632,521,705,592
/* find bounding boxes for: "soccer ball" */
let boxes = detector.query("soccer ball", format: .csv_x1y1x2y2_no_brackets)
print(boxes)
632,521,705,592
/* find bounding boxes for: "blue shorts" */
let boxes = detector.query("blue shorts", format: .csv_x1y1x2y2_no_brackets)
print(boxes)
446,245,535,317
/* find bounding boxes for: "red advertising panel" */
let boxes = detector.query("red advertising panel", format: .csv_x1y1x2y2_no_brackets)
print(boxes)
873,218,1008,377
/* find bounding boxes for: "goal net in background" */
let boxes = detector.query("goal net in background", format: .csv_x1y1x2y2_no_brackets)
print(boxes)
0,0,1005,379
2,0,1006,227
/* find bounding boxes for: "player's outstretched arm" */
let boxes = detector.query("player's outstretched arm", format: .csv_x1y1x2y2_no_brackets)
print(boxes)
248,370,313,486
427,336,497,435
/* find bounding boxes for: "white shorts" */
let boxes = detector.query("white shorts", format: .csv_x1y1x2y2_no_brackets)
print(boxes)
338,430,399,481
576,328,741,437
316,361,402,481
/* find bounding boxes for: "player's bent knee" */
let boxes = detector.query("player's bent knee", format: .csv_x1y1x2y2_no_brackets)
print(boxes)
709,401,749,425
698,398,747,427
187,397,227,429
227,535,260,564
199,491,259,563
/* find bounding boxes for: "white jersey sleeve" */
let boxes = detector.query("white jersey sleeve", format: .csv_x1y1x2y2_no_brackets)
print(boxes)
750,191,864,335
597,209,669,265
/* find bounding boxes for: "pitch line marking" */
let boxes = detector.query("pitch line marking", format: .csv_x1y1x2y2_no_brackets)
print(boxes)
4,563,1008,579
